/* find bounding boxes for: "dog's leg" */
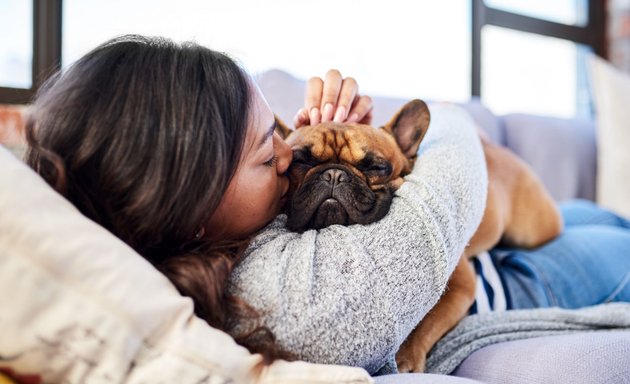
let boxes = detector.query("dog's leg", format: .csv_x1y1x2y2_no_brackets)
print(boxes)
498,150,564,248
476,138,563,250
396,257,476,373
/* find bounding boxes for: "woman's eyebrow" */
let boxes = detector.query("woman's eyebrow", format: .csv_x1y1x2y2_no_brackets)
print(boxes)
257,120,277,150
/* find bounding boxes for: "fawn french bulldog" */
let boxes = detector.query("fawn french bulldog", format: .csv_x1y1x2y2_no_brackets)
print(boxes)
275,100,563,372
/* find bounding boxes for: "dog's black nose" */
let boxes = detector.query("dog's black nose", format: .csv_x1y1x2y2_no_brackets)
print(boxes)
320,168,350,186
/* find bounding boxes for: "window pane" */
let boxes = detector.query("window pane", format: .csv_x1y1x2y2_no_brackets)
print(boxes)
0,0,33,88
484,0,588,26
481,25,591,119
63,0,470,102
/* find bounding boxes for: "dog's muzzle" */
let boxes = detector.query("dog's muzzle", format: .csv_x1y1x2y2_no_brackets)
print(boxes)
310,166,351,228
286,164,394,232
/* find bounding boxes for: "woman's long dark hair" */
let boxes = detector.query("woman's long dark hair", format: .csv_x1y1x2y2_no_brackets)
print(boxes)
25,35,287,362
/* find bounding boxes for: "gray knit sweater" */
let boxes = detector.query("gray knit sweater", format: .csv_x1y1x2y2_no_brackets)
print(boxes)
228,104,488,374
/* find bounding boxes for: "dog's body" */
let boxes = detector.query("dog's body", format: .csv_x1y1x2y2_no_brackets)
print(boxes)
276,100,563,373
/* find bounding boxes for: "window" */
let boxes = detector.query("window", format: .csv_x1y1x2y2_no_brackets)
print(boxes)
1,0,607,119
0,0,33,89
481,26,591,118
0,0,61,104
473,0,604,118
63,0,471,102
484,0,588,26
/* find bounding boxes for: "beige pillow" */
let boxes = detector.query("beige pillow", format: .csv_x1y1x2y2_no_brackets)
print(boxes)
0,145,372,383
589,55,630,218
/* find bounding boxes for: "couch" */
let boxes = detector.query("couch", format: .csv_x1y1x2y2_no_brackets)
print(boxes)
1,68,628,384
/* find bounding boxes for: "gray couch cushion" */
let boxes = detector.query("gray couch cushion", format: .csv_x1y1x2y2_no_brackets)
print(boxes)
453,331,630,384
458,98,504,145
374,331,630,383
500,114,597,201
374,373,484,384
255,69,304,126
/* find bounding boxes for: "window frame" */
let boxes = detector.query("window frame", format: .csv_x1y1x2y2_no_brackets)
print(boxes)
0,0,607,104
0,0,62,104
471,0,607,96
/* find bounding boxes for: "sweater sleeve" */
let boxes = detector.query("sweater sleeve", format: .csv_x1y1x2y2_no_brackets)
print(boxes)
227,104,488,374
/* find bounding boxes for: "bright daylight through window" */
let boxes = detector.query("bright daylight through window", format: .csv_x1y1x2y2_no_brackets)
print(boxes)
0,0,32,89
1,0,593,119
63,0,471,103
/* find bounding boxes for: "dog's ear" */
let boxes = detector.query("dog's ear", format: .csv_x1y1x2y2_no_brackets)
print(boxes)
382,99,430,160
274,115,293,139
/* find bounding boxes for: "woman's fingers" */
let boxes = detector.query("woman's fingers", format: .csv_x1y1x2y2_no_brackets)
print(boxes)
320,69,343,122
300,70,372,127
347,95,374,125
305,76,324,126
333,77,358,123
293,108,309,128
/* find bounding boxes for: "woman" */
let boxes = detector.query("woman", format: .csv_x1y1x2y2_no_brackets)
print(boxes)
26,35,487,373
25,35,630,377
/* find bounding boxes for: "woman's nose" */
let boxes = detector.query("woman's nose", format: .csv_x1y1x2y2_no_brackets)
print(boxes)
274,133,293,175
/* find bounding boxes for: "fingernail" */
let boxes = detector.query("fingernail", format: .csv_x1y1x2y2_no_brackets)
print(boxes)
333,106,347,123
310,107,320,125
322,103,334,122
347,113,359,123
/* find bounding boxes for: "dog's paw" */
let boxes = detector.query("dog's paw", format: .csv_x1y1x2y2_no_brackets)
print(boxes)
395,348,427,373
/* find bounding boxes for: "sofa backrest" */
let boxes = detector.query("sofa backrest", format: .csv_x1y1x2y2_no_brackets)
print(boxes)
499,113,596,202
256,69,597,202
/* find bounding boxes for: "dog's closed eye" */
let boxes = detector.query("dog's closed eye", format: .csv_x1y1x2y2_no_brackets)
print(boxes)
356,153,393,178
291,149,319,168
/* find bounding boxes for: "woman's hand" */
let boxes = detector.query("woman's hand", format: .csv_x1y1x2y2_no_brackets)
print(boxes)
294,69,373,128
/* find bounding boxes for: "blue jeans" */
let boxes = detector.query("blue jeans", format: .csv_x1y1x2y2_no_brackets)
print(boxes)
491,199,630,309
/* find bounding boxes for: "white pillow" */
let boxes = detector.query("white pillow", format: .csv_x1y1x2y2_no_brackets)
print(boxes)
589,55,630,218
0,145,372,383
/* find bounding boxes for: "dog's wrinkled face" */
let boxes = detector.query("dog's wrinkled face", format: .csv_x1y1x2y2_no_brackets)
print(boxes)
278,99,431,232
